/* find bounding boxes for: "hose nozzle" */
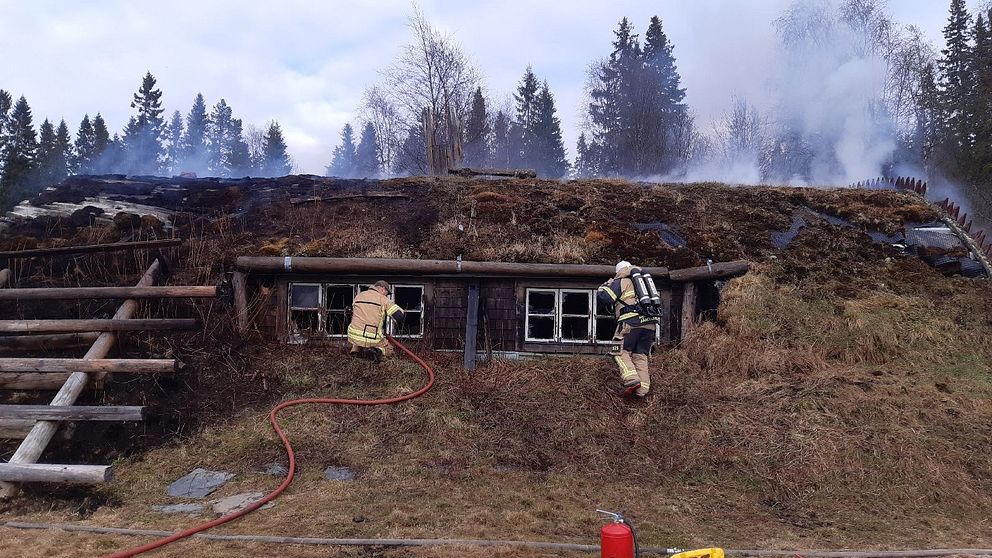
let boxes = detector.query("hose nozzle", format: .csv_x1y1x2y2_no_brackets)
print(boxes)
596,509,625,523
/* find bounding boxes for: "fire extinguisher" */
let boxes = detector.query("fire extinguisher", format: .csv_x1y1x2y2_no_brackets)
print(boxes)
597,509,639,558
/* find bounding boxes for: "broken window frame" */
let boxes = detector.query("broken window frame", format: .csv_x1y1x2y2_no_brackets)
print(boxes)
559,289,592,342
387,284,425,338
324,284,354,337
288,282,323,335
594,296,618,342
524,288,558,342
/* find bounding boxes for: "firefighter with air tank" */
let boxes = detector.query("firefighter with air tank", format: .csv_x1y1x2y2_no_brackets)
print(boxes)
348,280,405,362
597,260,664,398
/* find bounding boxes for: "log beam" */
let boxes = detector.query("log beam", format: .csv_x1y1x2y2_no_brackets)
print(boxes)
0,405,145,421
0,463,111,484
232,271,249,332
0,373,74,390
0,319,197,334
0,286,216,301
0,333,101,352
0,358,175,374
0,239,181,260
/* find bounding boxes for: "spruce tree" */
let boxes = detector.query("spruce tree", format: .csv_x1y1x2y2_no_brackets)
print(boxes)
355,122,380,178
642,15,688,174
0,90,12,177
262,121,292,176
575,133,592,178
514,66,540,165
128,72,166,174
183,93,209,170
490,111,511,167
463,87,490,167
327,123,357,177
915,64,942,168
394,125,426,176
55,119,73,178
227,117,252,176
938,0,973,173
74,115,97,173
588,18,641,175
206,99,234,176
971,11,992,176
163,110,184,175
532,82,569,177
1,96,38,207
92,113,110,166
36,119,57,185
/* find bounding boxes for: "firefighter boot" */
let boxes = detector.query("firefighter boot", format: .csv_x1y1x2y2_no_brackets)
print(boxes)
631,353,651,397
614,350,641,397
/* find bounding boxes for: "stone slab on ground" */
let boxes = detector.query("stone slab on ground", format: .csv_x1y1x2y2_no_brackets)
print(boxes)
167,468,235,498
210,492,274,515
151,503,203,515
323,466,356,481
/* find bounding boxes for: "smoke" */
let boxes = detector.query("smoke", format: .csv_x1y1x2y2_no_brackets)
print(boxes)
684,0,912,186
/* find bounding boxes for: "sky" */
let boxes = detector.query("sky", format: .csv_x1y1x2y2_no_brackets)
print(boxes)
0,0,979,175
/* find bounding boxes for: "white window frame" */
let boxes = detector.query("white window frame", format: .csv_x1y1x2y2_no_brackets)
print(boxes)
559,289,593,342
323,284,355,338
388,284,425,338
524,288,558,343
593,295,618,343
289,282,323,334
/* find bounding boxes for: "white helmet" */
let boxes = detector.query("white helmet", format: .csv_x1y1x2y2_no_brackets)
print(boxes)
615,260,632,274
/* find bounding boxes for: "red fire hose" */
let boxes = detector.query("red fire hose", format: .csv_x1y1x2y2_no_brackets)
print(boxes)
103,336,435,558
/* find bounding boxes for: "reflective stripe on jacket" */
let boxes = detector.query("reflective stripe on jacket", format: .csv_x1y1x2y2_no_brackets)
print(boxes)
347,289,404,346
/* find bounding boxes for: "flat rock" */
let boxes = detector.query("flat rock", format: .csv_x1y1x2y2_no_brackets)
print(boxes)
210,492,272,515
167,468,234,498
151,503,203,515
323,466,356,481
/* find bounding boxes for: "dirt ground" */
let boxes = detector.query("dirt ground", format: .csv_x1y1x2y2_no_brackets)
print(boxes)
1,177,991,557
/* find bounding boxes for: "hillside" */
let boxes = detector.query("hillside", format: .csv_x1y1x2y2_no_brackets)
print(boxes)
0,176,990,557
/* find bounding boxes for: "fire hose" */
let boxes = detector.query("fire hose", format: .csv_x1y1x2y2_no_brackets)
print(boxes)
102,335,435,558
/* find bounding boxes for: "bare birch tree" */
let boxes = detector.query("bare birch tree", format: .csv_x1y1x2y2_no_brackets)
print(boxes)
360,85,404,173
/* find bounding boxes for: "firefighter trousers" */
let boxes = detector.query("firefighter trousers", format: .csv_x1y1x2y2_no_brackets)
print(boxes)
613,324,655,396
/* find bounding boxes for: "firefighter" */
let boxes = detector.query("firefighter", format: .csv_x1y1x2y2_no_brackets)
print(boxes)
347,280,405,362
597,261,659,397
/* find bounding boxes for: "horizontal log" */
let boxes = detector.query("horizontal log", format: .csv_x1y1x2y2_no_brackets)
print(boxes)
0,333,101,352
0,373,73,390
237,256,668,279
0,239,181,260
0,319,198,334
0,358,175,374
290,192,409,204
0,405,144,421
668,261,751,282
0,463,111,484
0,419,34,439
449,167,538,178
0,285,216,301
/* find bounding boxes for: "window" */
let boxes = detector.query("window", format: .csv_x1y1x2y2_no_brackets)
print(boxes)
389,285,424,338
289,283,321,333
595,296,618,342
560,290,591,341
325,285,354,336
525,288,618,344
525,289,557,341
288,282,425,340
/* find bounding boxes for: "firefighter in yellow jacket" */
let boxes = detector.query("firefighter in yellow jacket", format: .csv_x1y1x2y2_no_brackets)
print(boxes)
348,280,405,361
597,261,659,397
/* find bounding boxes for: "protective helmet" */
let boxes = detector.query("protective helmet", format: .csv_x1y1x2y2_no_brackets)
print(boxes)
615,260,632,274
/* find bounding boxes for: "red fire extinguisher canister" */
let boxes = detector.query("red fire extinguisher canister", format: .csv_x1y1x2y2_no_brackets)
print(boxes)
601,520,635,558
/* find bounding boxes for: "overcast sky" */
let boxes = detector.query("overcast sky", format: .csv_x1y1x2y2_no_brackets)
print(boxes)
0,0,978,175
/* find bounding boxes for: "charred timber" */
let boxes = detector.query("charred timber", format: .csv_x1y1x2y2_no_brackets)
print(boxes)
0,319,198,333
0,333,101,352
0,286,216,301
0,405,145,421
668,261,752,282
0,358,176,374
449,167,538,179
0,239,181,260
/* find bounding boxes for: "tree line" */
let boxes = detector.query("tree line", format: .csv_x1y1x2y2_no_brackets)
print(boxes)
0,72,293,209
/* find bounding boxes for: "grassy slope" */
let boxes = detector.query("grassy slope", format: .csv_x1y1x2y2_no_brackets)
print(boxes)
1,179,991,556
